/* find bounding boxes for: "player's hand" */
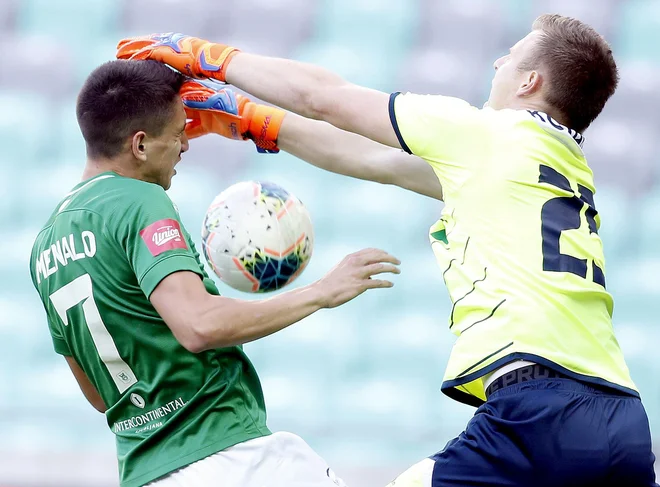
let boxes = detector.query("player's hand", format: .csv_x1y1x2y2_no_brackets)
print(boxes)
116,33,239,82
316,248,401,309
180,79,285,153
180,79,247,140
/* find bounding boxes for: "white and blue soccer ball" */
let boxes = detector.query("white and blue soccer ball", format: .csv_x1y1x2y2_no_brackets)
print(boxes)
201,181,314,293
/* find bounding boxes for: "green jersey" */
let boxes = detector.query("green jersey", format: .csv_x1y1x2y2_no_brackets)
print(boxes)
29,172,270,487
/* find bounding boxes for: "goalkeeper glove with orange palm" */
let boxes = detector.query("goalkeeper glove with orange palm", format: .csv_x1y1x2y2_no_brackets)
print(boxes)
180,79,285,153
116,33,238,82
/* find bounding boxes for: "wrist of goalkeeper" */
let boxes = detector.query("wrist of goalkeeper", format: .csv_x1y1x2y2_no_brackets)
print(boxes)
180,80,285,152
241,102,285,153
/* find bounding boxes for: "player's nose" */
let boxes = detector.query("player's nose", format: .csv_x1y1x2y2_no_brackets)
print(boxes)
493,55,506,71
180,132,190,153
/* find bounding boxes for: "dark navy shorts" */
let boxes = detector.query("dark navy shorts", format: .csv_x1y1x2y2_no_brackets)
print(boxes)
388,369,658,487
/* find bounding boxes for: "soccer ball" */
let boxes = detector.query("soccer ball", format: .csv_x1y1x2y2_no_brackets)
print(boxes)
201,181,314,293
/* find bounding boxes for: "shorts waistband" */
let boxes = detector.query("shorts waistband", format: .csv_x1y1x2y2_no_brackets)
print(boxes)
485,363,567,398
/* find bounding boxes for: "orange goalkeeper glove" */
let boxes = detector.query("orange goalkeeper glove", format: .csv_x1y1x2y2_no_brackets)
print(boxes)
116,33,239,82
181,79,285,153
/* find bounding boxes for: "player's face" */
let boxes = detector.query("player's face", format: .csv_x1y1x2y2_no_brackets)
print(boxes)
143,99,189,190
486,31,541,110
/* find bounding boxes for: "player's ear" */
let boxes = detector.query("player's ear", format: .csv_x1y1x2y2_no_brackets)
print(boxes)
131,132,148,162
517,70,543,98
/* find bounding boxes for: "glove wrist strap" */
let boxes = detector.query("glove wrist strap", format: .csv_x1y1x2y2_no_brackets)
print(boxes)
244,104,286,153
210,47,240,82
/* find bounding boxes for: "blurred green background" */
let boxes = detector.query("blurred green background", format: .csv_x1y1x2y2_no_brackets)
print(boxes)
0,0,658,485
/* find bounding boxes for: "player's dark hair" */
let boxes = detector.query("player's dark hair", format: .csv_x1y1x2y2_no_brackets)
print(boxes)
520,14,619,133
76,60,185,159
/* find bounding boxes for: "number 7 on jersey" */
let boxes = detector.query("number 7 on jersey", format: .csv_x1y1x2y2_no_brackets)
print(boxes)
49,274,138,394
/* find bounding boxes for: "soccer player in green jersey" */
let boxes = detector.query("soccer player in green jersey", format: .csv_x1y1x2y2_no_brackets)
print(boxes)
29,59,402,487
119,13,658,487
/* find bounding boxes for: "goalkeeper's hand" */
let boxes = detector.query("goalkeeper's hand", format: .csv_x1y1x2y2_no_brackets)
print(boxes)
116,33,239,82
181,79,285,153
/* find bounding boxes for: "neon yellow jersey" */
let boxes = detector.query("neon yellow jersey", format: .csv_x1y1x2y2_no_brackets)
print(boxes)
390,92,638,406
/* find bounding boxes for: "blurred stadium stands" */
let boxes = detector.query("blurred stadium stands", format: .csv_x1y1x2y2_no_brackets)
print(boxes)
0,0,658,485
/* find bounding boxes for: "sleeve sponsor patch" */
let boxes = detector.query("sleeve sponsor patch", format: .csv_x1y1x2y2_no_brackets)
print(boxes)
139,218,188,256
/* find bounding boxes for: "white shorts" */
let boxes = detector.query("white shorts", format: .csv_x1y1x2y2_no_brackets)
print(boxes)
146,432,347,487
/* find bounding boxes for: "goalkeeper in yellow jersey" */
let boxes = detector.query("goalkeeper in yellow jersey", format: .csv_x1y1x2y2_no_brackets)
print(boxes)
119,13,657,487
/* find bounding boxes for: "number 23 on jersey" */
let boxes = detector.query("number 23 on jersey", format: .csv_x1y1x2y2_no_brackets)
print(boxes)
539,164,606,288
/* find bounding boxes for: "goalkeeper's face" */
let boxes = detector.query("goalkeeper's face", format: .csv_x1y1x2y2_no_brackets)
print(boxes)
486,31,542,110
140,98,189,190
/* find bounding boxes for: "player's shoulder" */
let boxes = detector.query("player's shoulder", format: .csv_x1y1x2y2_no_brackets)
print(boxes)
479,106,538,128
487,108,582,139
61,173,177,231
396,92,480,118
98,173,166,196
398,94,529,129
484,108,585,152
84,173,171,209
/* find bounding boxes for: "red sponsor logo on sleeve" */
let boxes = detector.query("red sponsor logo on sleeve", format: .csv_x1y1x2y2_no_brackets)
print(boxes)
139,218,188,256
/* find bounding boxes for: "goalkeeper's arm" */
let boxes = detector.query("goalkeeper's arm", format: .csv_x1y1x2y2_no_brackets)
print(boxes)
117,34,407,149
277,112,443,201
178,80,443,201
225,53,398,149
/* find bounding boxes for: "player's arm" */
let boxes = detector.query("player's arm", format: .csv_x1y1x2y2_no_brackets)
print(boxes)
64,356,107,413
36,311,106,413
117,34,399,149
115,183,400,353
179,80,443,200
226,53,398,148
150,248,400,353
277,113,443,200
117,34,493,198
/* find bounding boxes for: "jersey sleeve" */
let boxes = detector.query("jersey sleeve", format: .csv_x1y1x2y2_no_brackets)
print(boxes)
111,183,203,299
389,92,494,197
48,316,72,356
